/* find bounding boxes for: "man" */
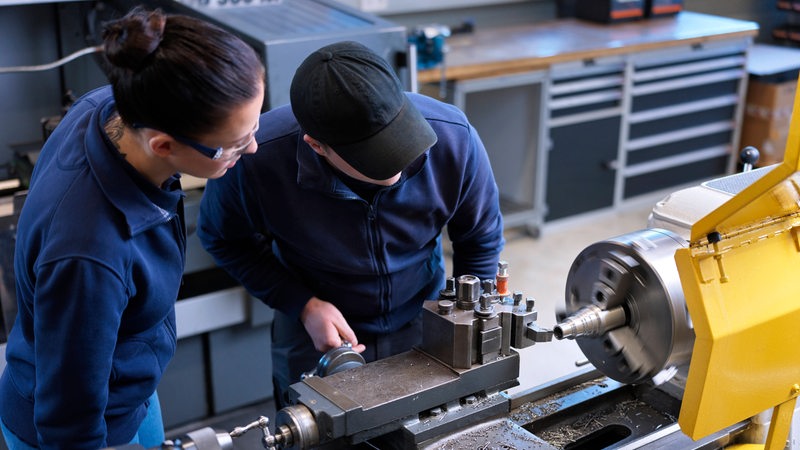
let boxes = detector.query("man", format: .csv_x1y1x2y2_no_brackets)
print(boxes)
197,40,504,406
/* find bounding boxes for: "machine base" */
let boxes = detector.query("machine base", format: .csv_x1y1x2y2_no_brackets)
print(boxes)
398,369,751,450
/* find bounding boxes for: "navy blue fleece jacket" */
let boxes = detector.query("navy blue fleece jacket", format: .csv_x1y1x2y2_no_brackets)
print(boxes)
0,86,184,449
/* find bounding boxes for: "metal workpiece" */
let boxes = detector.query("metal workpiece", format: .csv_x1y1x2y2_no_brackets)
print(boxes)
553,304,627,340
557,228,694,385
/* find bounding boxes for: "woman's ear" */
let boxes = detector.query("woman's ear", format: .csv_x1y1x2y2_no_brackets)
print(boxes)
149,133,176,157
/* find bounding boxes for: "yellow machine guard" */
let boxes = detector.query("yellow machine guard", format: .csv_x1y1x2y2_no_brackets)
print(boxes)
675,75,800,445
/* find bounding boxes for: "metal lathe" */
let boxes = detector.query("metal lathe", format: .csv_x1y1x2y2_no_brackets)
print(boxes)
120,82,800,450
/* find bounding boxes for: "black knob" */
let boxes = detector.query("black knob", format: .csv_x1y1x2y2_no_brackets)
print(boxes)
740,146,760,168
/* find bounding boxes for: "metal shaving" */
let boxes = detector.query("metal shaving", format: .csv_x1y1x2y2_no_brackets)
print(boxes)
509,378,608,423
432,419,540,450
534,398,669,449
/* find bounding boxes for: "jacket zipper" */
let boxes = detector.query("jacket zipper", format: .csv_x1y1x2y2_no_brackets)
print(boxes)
367,194,390,332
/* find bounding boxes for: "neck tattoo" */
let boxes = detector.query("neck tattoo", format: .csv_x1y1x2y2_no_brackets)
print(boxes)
104,113,127,158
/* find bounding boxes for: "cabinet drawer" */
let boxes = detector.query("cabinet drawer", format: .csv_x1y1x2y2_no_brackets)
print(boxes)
627,131,732,166
621,38,749,198
624,154,729,199
549,57,625,120
629,104,736,140
545,58,625,220
630,38,750,70
632,77,742,111
630,40,747,114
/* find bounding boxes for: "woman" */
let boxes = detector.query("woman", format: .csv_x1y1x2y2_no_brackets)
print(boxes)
0,6,264,449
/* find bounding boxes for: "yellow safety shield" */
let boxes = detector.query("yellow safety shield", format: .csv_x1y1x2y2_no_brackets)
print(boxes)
675,75,800,440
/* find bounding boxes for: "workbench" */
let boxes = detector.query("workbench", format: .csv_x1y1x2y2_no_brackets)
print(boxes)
418,11,758,235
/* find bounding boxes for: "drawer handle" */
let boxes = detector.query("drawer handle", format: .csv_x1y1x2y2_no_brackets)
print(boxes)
603,160,619,171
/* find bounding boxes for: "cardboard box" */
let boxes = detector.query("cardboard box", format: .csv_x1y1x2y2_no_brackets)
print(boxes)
740,78,798,166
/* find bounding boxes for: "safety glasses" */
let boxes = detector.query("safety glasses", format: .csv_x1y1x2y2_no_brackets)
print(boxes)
132,123,254,160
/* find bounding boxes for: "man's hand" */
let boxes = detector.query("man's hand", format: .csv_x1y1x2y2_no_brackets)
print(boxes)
300,297,366,354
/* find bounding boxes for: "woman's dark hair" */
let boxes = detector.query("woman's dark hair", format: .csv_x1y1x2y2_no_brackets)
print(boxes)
102,7,264,138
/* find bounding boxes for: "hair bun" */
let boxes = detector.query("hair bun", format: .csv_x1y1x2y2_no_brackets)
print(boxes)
103,7,167,71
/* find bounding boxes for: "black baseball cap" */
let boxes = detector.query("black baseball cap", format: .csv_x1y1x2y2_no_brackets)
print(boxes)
290,41,438,180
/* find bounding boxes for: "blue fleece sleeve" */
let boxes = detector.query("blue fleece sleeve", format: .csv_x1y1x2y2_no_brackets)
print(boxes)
197,169,314,320
33,258,126,449
447,124,505,281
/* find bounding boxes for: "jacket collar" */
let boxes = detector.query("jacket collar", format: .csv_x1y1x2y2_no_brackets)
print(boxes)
85,92,184,237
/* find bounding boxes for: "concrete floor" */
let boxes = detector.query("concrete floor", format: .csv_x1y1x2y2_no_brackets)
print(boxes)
164,195,661,448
